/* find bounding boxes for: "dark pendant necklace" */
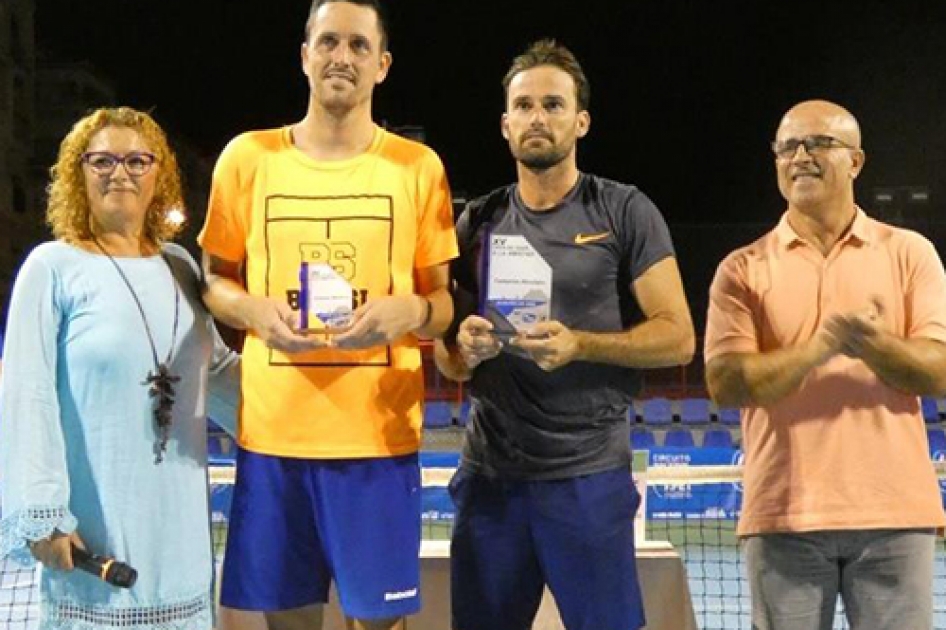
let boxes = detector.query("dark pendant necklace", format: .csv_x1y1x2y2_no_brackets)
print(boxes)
91,236,181,464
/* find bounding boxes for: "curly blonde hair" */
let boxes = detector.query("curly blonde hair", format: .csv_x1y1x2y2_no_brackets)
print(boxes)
46,107,185,245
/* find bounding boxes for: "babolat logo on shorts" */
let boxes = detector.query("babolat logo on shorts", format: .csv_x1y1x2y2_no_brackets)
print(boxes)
384,587,418,602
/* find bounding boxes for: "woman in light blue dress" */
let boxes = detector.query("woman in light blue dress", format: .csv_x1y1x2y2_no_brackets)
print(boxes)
0,107,239,630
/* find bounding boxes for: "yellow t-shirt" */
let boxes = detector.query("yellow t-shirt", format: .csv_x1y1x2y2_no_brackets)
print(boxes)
199,126,457,458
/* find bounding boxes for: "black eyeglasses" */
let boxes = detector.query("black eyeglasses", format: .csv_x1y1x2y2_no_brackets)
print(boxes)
81,151,158,176
771,135,855,159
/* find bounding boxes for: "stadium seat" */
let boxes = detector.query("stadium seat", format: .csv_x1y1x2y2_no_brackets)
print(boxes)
456,400,472,426
641,397,673,426
702,429,734,449
717,406,741,426
663,429,695,448
208,434,236,466
423,401,453,428
419,451,462,468
631,429,656,450
928,428,946,455
921,397,940,423
679,398,711,425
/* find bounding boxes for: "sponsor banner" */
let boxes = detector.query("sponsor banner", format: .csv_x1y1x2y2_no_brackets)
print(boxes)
208,447,946,525
647,447,743,521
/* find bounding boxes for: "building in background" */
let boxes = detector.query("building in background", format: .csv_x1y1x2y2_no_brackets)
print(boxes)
0,0,36,314
0,0,213,327
33,59,117,168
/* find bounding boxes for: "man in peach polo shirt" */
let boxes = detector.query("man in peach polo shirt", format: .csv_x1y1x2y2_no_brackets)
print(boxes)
705,100,946,630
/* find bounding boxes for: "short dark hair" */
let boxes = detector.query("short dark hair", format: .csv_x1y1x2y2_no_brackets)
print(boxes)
307,0,389,51
502,39,590,111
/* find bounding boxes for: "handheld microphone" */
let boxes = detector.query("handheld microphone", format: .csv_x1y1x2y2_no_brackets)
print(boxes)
71,544,138,588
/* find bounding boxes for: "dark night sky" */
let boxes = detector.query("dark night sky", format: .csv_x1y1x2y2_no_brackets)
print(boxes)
34,0,946,226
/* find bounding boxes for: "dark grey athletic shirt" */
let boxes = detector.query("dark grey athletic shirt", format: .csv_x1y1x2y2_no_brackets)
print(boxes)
449,173,676,480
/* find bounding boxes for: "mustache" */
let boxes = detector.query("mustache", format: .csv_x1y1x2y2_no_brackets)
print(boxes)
323,65,355,80
791,167,821,179
520,130,553,142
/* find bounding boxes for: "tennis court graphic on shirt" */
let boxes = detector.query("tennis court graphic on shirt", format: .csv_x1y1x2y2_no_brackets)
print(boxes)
264,194,394,367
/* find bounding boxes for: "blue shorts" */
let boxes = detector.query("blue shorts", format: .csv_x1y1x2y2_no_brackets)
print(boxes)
220,448,422,619
449,466,645,630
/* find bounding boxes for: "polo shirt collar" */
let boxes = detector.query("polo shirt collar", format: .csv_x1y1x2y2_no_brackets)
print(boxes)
774,206,872,250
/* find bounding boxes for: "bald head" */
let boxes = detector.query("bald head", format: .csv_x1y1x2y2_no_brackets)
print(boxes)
777,100,862,148
773,100,866,214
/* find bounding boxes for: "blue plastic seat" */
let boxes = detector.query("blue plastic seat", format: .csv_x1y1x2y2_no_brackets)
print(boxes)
679,398,711,425
208,434,236,466
641,397,673,426
456,400,472,426
702,429,734,449
631,429,656,450
663,429,695,448
419,451,462,468
928,428,946,455
717,406,741,426
921,397,940,423
423,401,453,428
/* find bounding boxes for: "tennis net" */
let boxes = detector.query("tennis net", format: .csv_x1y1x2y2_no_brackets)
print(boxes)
419,460,946,630
3,461,945,630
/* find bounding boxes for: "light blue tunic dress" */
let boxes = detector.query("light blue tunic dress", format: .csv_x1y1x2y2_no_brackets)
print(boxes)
0,241,238,630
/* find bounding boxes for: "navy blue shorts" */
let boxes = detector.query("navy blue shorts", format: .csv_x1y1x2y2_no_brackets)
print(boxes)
449,466,645,630
220,448,422,619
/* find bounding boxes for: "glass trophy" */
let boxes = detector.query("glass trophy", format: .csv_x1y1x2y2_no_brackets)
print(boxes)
480,233,552,343
299,262,353,334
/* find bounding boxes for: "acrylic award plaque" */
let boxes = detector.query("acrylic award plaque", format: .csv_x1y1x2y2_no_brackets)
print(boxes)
480,233,552,341
299,262,353,333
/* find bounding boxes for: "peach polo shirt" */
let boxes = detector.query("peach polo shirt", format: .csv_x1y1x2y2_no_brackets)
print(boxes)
705,208,946,536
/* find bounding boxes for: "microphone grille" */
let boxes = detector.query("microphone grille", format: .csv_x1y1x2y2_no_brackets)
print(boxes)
106,563,138,588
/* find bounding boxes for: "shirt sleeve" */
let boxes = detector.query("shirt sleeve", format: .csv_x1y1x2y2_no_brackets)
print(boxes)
704,251,760,362
620,188,675,281
443,206,482,346
0,251,78,566
413,149,459,270
198,135,252,263
902,232,946,343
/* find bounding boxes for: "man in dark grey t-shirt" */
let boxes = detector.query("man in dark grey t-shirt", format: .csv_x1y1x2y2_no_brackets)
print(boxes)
435,40,695,630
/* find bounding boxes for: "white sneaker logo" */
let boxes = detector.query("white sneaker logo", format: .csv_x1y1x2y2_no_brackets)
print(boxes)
384,587,418,602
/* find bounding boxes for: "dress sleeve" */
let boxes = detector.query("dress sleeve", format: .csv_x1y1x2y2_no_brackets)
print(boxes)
162,242,242,439
0,250,77,566
205,325,241,438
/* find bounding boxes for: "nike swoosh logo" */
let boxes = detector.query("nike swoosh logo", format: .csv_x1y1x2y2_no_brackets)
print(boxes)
574,232,610,245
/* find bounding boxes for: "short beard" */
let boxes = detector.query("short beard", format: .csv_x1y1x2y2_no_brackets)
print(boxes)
513,145,569,171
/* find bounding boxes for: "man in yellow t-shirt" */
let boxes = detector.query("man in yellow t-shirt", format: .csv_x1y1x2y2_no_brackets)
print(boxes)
198,2,457,629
